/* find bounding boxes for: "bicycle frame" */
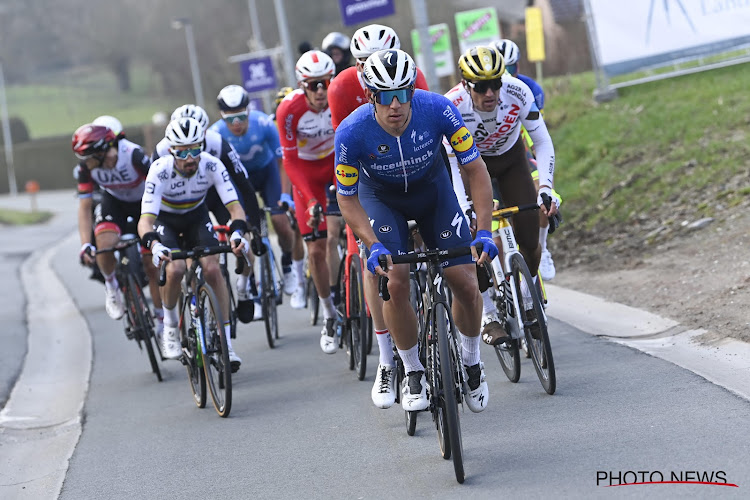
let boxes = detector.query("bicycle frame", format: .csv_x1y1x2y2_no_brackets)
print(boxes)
491,214,527,341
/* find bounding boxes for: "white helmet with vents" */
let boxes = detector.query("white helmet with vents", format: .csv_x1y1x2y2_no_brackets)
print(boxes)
165,117,205,147
92,115,123,136
350,24,400,61
493,39,520,66
322,32,350,52
171,104,209,131
295,50,335,81
362,49,416,91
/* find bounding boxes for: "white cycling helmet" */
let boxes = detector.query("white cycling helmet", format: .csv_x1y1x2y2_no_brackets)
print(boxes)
165,117,205,147
171,104,209,131
362,49,417,91
322,32,350,52
217,85,250,112
494,39,520,66
350,24,400,61
92,115,123,136
295,50,335,82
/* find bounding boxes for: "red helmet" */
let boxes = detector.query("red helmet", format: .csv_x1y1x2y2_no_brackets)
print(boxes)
71,124,116,159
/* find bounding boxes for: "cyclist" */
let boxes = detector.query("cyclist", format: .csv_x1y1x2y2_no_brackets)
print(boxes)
72,123,163,329
138,117,250,370
276,50,343,354
494,38,558,281
335,49,497,413
154,104,264,323
322,31,353,76
327,23,431,408
445,45,559,346
210,86,299,316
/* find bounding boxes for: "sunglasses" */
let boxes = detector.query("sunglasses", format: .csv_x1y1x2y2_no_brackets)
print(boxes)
76,151,106,161
221,111,249,124
505,64,518,76
373,87,414,105
170,146,203,159
466,78,503,93
301,79,331,91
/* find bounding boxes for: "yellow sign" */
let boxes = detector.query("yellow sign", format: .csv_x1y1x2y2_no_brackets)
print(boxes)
450,127,473,152
335,164,359,186
525,7,545,62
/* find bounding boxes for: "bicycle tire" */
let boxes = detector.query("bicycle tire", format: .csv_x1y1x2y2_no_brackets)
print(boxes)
366,314,373,355
221,260,238,340
199,284,232,417
495,338,521,383
260,252,276,349
435,302,465,483
510,253,556,395
181,295,206,408
349,255,367,381
126,273,162,382
307,275,319,326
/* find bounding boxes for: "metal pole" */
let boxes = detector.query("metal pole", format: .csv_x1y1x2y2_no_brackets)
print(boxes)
248,0,272,113
582,0,616,102
0,60,17,196
410,0,439,92
273,0,297,87
183,22,205,109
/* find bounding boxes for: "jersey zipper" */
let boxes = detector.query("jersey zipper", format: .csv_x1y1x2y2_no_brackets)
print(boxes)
396,136,408,192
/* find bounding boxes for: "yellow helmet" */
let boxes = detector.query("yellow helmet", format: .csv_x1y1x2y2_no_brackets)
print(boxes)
458,45,505,81
274,86,294,108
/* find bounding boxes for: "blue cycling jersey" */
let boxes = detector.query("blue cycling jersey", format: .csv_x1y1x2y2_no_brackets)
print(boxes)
334,90,480,196
517,74,545,111
209,111,282,173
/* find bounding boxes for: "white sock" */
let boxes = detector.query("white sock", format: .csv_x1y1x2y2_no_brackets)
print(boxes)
236,274,248,293
398,344,424,374
224,323,233,350
375,329,394,367
460,333,481,366
481,289,497,315
153,307,163,321
293,259,305,286
539,227,548,252
104,271,118,292
321,294,336,320
163,305,178,327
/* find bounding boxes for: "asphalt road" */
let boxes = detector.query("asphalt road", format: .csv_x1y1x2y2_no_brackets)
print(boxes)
50,233,750,499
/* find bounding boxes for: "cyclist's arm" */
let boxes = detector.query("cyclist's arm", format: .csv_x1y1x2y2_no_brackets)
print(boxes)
276,102,317,204
78,196,93,245
523,109,555,192
139,161,167,239
337,193,378,250
459,155,492,234
131,148,151,176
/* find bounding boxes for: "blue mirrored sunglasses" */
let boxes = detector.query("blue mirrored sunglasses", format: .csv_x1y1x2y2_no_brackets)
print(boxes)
221,111,249,124
505,64,518,76
170,146,202,159
373,88,414,105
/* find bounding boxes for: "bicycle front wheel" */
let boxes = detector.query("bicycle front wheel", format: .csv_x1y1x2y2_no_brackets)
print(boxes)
199,284,232,417
181,295,206,408
221,261,237,339
349,255,367,381
126,273,162,382
511,253,556,395
260,252,276,349
307,274,319,326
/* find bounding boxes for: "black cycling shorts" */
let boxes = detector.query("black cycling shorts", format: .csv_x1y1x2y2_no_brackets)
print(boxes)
152,205,218,251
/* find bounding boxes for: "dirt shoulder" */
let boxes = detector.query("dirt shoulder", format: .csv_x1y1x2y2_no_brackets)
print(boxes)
551,207,750,344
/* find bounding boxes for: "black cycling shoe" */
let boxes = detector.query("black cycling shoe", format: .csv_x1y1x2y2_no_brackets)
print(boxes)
237,299,255,324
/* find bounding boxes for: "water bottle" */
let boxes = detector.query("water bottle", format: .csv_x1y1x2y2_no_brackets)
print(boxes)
190,296,201,334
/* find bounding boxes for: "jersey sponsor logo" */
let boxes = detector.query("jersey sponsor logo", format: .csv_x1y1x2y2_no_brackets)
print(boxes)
339,143,349,164
337,186,357,196
369,149,434,171
378,225,392,233
413,138,434,152
157,170,170,182
440,230,452,239
450,127,473,153
443,106,461,128
284,114,294,141
145,181,156,194
377,144,390,154
451,212,463,238
505,84,527,106
335,164,359,186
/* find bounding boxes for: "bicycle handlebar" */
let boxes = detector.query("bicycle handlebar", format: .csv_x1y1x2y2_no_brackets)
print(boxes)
157,245,236,286
95,234,140,255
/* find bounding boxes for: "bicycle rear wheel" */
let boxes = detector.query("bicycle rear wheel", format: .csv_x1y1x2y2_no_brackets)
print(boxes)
199,284,232,417
511,253,556,395
126,274,162,382
260,252,277,349
307,274,319,326
221,259,238,339
349,255,367,381
495,338,521,383
435,302,465,483
181,295,206,408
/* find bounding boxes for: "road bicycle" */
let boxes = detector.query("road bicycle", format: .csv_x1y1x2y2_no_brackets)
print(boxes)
486,200,556,395
255,206,284,348
159,245,241,417
213,225,239,340
96,234,162,381
379,244,478,484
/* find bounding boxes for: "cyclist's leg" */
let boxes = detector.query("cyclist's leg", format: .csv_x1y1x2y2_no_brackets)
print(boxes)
325,190,343,305
94,193,129,319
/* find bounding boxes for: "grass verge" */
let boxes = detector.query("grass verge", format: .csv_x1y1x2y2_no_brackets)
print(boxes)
0,208,54,225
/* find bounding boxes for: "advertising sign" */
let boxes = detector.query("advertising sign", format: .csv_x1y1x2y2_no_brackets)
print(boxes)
525,7,546,62
411,23,455,78
339,0,395,27
239,56,277,93
454,7,501,53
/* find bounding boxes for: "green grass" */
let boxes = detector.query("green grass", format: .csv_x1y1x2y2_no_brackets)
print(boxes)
6,64,190,138
544,63,750,234
0,208,53,225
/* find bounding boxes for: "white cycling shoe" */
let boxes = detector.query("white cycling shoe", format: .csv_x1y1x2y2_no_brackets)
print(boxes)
402,371,429,411
283,270,297,295
371,364,396,409
105,287,125,320
228,348,242,373
539,249,556,281
320,318,338,354
290,287,306,309
463,362,489,413
161,325,182,360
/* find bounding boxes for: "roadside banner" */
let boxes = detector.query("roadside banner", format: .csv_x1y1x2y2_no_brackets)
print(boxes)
339,0,395,27
239,56,277,93
525,7,546,62
589,0,750,76
411,23,455,78
248,97,264,113
454,7,501,53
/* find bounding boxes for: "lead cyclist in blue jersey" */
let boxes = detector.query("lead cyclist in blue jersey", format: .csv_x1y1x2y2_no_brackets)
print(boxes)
210,85,298,299
335,49,498,413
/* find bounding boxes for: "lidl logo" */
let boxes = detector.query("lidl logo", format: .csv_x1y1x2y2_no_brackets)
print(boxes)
336,164,359,186
450,127,473,152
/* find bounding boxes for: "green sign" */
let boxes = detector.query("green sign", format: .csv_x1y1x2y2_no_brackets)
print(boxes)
411,23,454,78
454,7,501,53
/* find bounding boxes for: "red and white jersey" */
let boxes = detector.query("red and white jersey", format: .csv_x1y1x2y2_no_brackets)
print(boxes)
77,139,150,203
276,89,335,162
329,66,430,130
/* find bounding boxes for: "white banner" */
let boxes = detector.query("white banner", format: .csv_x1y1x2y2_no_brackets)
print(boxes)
589,0,750,76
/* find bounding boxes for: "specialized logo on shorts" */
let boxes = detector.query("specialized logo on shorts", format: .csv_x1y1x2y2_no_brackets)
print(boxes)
335,164,359,186
377,144,390,154
440,230,452,239
379,225,392,233
450,127,473,152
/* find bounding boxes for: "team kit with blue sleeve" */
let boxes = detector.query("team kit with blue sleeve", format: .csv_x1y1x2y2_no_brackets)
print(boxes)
210,110,284,209
334,90,480,266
